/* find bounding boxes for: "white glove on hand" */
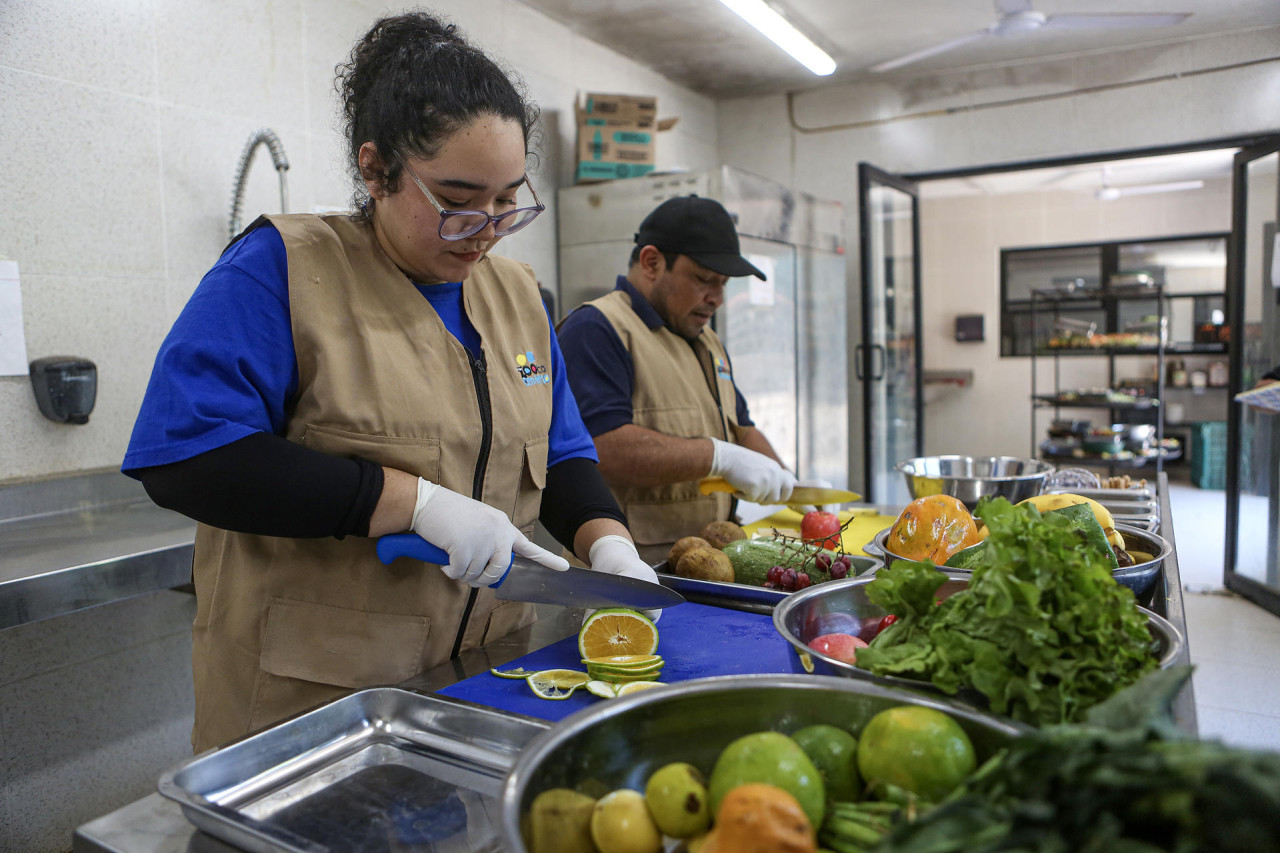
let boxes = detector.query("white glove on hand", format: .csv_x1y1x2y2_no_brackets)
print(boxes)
586,534,663,623
411,478,569,588
794,477,838,515
708,438,797,504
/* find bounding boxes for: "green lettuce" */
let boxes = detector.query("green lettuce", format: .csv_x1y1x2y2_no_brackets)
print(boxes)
857,498,1157,726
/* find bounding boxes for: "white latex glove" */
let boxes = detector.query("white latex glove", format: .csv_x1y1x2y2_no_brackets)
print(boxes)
411,478,569,588
794,477,838,515
586,534,663,623
708,438,797,504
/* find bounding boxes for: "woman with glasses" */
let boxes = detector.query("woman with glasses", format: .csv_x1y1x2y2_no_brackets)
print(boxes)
123,12,660,752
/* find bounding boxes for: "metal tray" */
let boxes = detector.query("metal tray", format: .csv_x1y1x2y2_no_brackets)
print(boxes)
655,553,882,614
158,688,550,853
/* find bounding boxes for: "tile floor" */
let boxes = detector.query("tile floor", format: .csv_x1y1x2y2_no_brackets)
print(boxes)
1167,479,1280,751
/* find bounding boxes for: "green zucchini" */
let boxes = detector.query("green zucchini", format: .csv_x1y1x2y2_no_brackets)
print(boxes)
722,538,837,586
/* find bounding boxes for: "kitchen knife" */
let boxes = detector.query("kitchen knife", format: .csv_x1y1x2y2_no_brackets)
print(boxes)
376,533,685,610
698,477,861,506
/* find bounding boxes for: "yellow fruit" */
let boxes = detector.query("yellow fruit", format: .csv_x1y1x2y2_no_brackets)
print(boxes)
579,609,659,659
644,762,711,837
1018,494,1123,548
526,669,590,700
527,788,597,853
590,789,663,853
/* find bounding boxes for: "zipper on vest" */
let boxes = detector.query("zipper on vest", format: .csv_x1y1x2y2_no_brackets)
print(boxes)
450,348,493,660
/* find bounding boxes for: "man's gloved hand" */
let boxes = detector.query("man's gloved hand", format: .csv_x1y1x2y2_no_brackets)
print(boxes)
586,534,663,623
709,438,797,504
411,478,568,588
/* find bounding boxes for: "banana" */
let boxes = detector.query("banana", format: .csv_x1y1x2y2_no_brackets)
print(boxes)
1018,494,1124,550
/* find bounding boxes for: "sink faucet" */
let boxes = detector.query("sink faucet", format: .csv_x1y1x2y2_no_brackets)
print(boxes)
228,128,289,241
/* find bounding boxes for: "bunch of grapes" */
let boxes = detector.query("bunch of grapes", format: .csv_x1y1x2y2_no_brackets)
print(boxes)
763,565,812,591
816,551,855,580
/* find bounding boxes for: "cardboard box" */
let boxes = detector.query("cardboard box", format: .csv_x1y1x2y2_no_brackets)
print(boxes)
575,93,669,183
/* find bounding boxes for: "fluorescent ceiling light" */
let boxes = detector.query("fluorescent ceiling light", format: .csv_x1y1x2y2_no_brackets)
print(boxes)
718,0,836,76
1097,180,1205,200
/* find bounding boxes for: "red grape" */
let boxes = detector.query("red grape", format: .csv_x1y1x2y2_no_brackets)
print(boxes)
815,553,832,571
794,573,812,590
830,562,849,580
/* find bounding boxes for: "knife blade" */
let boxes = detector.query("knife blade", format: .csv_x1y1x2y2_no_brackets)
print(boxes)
375,533,685,610
698,477,862,506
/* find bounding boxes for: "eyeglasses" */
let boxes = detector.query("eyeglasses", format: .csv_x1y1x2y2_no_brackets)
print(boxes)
393,150,545,241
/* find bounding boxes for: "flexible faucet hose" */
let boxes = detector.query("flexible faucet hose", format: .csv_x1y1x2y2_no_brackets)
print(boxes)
229,128,290,241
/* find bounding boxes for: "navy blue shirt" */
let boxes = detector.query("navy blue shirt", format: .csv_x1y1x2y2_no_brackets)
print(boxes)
557,276,753,437
123,223,596,473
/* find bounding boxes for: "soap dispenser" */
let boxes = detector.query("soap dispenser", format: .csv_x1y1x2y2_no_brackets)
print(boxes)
30,356,97,425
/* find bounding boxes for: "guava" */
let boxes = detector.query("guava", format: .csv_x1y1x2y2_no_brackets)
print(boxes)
590,788,662,853
791,723,861,801
708,731,825,829
644,761,710,838
526,788,596,853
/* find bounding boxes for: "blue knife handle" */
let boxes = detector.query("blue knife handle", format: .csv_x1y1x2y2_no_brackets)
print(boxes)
375,533,513,588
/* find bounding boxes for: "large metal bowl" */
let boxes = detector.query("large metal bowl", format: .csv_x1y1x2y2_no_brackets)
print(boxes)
868,522,1171,596
896,455,1053,509
772,573,1183,698
499,674,1025,851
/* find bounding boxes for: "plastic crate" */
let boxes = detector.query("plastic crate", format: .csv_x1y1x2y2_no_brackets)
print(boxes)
1190,421,1227,490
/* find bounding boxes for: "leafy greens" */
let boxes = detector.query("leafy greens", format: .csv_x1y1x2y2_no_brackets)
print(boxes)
855,497,1157,726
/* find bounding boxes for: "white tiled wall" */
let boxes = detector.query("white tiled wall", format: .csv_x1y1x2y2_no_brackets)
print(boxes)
0,3,719,848
0,0,720,485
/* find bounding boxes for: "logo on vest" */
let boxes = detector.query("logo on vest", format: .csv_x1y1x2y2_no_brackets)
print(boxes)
715,356,732,380
515,350,550,386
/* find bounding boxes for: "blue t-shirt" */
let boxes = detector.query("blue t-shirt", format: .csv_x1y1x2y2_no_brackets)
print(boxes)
557,276,753,438
123,224,596,473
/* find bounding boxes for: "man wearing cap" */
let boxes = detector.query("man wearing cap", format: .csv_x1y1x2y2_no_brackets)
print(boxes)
558,196,797,562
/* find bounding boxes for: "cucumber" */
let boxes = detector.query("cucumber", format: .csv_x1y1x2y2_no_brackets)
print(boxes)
944,541,990,569
722,538,837,587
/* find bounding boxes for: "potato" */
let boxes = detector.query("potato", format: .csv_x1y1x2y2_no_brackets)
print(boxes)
669,536,713,568
675,547,735,583
699,520,747,550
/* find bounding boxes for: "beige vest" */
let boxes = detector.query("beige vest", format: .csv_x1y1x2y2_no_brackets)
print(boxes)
189,213,552,752
587,288,740,560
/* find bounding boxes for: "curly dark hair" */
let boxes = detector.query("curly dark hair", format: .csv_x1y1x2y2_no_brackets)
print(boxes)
335,12,540,215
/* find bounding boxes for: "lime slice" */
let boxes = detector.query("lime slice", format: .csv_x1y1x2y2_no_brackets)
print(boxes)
586,660,665,676
589,670,663,684
525,669,590,700
616,681,666,696
586,680,619,699
578,609,659,659
490,667,540,680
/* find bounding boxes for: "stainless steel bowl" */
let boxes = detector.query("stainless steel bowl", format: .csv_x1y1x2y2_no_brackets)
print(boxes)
896,455,1054,509
772,573,1183,695
869,522,1171,596
499,674,1025,852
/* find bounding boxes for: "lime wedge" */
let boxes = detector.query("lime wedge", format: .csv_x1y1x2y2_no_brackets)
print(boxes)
616,681,666,696
586,680,619,699
578,609,659,660
526,669,590,700
490,667,540,680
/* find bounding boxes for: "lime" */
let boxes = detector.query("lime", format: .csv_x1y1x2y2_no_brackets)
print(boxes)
615,681,665,696
490,667,540,679
791,724,861,801
586,680,619,699
579,609,659,659
856,705,976,802
526,669,590,700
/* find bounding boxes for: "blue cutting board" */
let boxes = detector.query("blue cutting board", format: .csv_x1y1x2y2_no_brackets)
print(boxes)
438,602,796,722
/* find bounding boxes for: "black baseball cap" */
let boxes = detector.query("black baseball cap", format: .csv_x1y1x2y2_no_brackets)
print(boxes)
634,195,766,280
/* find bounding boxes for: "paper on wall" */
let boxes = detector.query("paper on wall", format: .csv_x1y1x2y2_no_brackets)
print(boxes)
0,260,29,376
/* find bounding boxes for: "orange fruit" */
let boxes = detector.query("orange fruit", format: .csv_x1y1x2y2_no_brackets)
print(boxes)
856,705,976,802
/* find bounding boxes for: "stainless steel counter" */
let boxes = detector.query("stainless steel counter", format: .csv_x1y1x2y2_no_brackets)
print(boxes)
0,471,196,630
74,474,1196,852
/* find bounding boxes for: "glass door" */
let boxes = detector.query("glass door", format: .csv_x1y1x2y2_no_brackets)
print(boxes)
1225,139,1280,614
858,164,923,504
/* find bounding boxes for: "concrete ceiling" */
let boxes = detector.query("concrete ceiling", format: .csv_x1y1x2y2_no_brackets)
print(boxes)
514,0,1280,98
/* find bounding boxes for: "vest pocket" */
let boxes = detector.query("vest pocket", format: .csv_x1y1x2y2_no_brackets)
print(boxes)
481,600,537,645
259,597,431,688
300,423,443,482
512,437,548,531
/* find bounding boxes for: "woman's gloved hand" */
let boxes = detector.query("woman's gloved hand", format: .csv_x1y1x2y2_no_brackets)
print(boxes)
586,534,663,623
709,438,797,504
411,478,568,587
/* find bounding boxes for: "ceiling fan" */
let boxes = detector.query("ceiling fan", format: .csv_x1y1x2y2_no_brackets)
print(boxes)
868,0,1192,73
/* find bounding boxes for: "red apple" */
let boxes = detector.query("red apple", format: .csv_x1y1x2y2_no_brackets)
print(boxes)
807,632,868,664
802,510,842,551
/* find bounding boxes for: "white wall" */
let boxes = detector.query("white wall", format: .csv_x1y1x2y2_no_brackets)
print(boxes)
715,27,1280,490
920,179,1232,460
0,0,720,484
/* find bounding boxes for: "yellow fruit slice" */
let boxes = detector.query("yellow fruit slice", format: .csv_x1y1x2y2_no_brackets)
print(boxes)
578,609,659,659
589,669,664,684
616,681,666,696
526,669,590,700
586,680,619,699
582,654,663,668
489,667,540,679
